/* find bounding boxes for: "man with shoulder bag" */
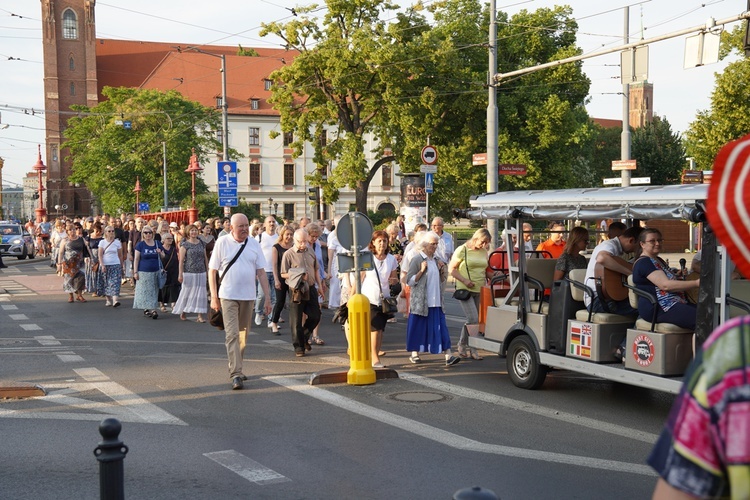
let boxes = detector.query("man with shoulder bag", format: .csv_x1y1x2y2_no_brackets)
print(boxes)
208,214,272,391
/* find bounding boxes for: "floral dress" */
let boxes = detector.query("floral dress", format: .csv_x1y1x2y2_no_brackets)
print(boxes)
61,237,87,293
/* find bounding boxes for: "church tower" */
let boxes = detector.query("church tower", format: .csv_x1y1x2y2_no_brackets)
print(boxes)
629,80,654,129
41,0,98,215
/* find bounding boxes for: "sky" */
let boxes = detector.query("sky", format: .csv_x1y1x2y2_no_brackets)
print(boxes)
0,0,746,188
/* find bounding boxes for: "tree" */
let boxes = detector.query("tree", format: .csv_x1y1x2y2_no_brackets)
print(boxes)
63,87,227,214
632,116,685,185
574,123,622,188
684,25,750,169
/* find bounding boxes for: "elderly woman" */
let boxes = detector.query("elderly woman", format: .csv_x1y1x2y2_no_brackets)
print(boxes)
158,232,180,312
133,225,164,319
406,231,460,366
84,222,104,296
553,226,590,281
172,224,208,322
632,228,699,330
360,230,399,367
98,225,124,307
448,228,492,360
57,222,89,303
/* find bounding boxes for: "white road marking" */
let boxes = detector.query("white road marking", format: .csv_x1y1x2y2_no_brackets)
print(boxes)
20,324,42,331
1,304,18,310
9,313,28,320
263,339,294,351
57,352,85,363
203,450,290,485
0,368,186,426
35,335,61,346
265,376,656,477
399,372,659,444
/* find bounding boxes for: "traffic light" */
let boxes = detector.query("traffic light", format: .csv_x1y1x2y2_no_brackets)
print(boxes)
32,193,39,199
308,187,318,203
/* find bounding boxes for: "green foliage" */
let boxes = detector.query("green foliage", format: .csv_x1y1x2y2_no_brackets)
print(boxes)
632,116,685,185
367,208,397,229
194,193,262,222
63,87,231,214
237,45,259,57
575,123,622,187
685,49,750,170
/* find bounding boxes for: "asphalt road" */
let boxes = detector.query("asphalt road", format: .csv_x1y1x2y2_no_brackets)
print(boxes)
0,259,676,499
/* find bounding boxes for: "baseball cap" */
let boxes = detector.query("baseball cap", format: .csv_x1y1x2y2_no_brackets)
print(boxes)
169,222,178,228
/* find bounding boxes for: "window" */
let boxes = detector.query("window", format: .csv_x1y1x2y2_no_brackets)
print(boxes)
283,131,293,147
62,9,77,39
215,96,223,109
249,163,260,185
251,203,261,214
381,164,392,187
69,56,75,71
70,82,75,96
264,79,272,91
248,127,260,146
216,130,223,144
283,163,294,185
283,203,295,221
318,130,327,148
250,98,259,110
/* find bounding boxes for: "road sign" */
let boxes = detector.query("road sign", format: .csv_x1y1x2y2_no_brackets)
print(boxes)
425,172,434,193
218,188,237,198
219,197,238,207
421,145,438,165
472,153,487,166
217,161,238,188
123,121,132,130
420,164,437,174
336,212,374,251
499,164,527,176
611,159,637,171
138,202,150,212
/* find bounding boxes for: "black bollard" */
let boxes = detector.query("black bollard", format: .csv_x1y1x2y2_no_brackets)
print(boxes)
94,418,128,500
453,486,500,500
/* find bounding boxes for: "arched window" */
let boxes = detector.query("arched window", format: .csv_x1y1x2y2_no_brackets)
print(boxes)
62,9,77,39
70,82,76,96
69,55,75,71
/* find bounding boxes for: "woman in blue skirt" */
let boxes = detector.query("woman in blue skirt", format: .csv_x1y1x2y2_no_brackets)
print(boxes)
405,231,460,366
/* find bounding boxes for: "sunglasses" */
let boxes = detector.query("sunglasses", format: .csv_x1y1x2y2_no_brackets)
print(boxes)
143,231,153,235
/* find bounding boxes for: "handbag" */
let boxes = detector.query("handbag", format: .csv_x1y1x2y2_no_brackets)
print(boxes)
209,239,248,330
156,249,168,289
452,246,473,301
373,258,398,316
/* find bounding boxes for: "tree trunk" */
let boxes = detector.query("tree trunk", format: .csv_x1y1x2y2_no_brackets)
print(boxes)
355,156,395,213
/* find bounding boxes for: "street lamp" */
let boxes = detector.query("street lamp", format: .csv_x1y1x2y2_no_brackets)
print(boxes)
268,197,273,216
185,148,203,224
32,144,47,222
178,46,229,162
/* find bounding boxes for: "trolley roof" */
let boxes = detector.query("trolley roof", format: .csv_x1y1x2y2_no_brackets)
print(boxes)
467,184,708,221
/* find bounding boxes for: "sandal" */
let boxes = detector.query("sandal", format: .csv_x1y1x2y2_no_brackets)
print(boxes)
469,348,484,361
76,295,87,303
311,336,325,345
160,305,167,312
196,317,205,323
378,351,386,357
68,296,74,303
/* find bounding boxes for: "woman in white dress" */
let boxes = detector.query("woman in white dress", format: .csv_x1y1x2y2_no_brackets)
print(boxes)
171,224,208,322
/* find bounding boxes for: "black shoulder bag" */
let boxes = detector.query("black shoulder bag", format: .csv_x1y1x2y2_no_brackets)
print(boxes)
374,258,399,316
452,247,473,301
209,239,248,330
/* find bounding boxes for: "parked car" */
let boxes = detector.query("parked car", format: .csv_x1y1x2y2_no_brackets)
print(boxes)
0,222,35,260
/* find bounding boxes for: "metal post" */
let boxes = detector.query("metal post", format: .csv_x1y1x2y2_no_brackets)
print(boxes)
94,418,128,500
220,54,229,162
487,0,499,248
351,212,361,294
621,6,632,188
162,141,168,212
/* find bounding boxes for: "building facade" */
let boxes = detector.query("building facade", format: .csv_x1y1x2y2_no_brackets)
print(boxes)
40,1,401,220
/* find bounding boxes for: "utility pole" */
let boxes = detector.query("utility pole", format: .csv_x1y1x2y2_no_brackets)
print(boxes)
487,0,499,248
162,141,168,211
621,7,632,188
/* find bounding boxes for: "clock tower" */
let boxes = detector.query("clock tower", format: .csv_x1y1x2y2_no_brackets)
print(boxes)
41,0,98,216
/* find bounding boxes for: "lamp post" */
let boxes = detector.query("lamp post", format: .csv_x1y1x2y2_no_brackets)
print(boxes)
274,202,278,216
33,145,47,222
268,197,273,216
185,148,202,224
179,47,229,162
133,177,141,215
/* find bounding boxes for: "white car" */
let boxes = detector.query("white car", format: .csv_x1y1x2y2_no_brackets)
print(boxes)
0,223,36,260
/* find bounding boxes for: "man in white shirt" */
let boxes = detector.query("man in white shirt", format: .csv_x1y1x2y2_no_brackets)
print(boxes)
431,217,454,263
584,226,642,315
209,214,271,390
254,216,279,327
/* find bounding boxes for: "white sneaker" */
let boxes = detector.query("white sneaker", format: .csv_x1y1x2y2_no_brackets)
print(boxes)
254,313,263,326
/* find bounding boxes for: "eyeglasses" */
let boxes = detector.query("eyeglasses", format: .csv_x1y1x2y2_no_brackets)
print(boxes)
644,238,663,244
143,231,153,235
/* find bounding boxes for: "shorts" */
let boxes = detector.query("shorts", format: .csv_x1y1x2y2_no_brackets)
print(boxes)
370,305,390,331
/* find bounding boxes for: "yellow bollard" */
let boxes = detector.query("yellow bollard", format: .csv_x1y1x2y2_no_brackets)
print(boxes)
347,293,376,385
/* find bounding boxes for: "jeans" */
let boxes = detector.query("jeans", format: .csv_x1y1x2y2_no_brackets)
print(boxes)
255,271,276,316
589,296,637,316
289,285,321,352
457,292,480,348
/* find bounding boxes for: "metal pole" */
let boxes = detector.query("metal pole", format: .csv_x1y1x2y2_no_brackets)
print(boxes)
94,418,128,500
351,212,361,294
162,141,168,211
621,7,632,188
487,0,499,248
220,54,229,162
